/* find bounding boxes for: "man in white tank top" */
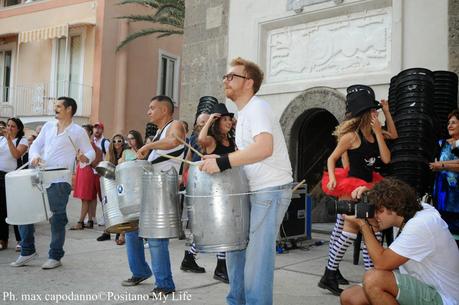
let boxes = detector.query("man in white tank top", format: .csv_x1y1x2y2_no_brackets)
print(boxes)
121,95,185,297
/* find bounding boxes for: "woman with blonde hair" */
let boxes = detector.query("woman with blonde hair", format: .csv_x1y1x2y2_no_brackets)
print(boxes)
319,90,397,295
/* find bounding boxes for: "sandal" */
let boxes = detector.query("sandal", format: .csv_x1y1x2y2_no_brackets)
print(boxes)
69,221,84,230
0,240,7,250
116,234,125,246
86,220,94,229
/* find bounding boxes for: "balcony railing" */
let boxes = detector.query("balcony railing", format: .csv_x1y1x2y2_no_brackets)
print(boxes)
0,82,92,117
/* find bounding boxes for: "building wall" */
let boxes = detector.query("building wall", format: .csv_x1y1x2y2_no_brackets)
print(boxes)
450,0,459,102
93,0,183,138
226,0,449,116
179,0,230,127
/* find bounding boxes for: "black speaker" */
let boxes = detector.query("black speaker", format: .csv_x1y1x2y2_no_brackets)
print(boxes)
278,189,311,240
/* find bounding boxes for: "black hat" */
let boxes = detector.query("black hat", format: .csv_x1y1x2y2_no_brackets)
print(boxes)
347,91,380,118
212,103,234,118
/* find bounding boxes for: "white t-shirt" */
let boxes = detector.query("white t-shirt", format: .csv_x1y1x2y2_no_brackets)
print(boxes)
235,96,293,191
390,203,459,305
0,136,28,172
148,122,184,173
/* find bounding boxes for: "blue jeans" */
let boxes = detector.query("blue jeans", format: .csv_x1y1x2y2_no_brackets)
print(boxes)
147,238,175,291
19,183,71,260
125,230,152,278
226,184,292,305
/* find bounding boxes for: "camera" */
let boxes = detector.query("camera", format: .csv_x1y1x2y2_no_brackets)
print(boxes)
327,194,375,219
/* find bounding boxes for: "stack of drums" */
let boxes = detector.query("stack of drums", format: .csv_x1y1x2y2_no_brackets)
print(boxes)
185,166,250,253
433,71,459,139
388,68,436,195
196,96,218,119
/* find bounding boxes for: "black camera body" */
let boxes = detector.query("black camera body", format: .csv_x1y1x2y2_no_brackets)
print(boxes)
327,195,375,219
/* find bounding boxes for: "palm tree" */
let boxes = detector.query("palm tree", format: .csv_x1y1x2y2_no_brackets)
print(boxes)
116,0,185,51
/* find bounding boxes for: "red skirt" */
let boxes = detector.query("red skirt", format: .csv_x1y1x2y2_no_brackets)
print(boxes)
321,168,383,197
73,164,100,201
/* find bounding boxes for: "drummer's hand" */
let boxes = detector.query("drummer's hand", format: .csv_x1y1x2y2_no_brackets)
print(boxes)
199,158,221,174
136,145,150,160
31,157,42,167
76,150,89,164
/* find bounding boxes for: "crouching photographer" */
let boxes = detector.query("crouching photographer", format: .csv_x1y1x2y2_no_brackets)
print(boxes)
340,178,459,305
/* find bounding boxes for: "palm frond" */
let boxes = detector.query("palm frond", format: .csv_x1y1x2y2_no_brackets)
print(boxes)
116,28,183,51
117,0,159,8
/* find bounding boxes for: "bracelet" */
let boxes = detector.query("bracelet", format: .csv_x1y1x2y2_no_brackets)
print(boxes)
216,155,232,172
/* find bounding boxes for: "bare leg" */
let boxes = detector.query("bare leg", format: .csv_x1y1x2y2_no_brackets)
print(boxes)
362,269,398,305
340,285,370,305
80,200,89,222
88,199,97,222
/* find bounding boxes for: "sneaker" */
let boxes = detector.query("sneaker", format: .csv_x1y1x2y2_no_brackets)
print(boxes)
41,259,62,270
121,276,150,287
144,242,149,249
149,287,175,298
10,253,38,267
96,233,111,241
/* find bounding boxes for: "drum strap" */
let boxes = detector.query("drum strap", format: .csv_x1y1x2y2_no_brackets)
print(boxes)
150,148,184,164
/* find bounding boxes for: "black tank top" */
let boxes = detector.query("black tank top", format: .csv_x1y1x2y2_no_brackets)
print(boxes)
210,138,236,155
348,131,380,182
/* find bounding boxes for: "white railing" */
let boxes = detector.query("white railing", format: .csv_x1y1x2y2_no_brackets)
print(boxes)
0,82,92,117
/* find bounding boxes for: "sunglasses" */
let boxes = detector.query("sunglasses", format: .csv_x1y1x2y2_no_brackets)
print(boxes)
113,139,124,144
222,73,247,81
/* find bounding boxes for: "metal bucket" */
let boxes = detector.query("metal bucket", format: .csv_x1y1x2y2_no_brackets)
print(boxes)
185,166,250,252
116,160,153,217
100,177,138,233
139,167,180,239
95,161,116,180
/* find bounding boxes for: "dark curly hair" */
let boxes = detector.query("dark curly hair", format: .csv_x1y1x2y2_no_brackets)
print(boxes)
368,178,422,220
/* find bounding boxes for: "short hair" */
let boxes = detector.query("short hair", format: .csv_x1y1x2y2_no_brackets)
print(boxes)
151,95,174,115
447,109,459,121
57,96,77,116
230,57,264,94
367,178,422,220
82,124,94,136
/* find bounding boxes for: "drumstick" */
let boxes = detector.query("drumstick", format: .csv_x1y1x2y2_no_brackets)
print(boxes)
292,179,306,192
172,133,204,158
67,135,78,153
17,161,29,170
158,153,199,166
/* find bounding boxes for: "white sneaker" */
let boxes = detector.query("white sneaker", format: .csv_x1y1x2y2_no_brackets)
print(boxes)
144,242,149,249
41,259,62,270
10,253,38,267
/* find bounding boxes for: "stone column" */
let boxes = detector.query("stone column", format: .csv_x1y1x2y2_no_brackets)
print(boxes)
179,0,230,126
450,0,459,104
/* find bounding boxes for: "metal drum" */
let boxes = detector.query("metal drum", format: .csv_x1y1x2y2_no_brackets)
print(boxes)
95,161,116,180
139,167,180,239
100,177,138,233
116,160,153,217
185,166,250,252
5,167,71,225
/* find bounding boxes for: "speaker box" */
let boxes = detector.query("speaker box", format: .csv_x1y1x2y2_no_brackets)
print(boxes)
278,187,311,241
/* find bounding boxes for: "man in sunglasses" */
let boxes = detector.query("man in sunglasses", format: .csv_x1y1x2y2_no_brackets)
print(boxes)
200,57,293,305
133,95,186,297
11,97,95,269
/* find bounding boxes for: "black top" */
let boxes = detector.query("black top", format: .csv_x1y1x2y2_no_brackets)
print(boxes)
348,131,380,182
210,138,236,155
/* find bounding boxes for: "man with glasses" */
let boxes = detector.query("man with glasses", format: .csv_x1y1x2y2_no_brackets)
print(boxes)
11,97,95,269
200,57,293,305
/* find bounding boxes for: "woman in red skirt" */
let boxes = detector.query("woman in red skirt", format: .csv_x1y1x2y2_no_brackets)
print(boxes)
318,90,397,295
70,125,102,230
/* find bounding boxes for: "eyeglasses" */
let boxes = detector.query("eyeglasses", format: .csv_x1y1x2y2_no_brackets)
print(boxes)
113,139,124,144
222,73,247,81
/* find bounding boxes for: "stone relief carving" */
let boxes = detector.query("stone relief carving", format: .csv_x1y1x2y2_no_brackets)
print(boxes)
266,7,391,83
287,0,331,11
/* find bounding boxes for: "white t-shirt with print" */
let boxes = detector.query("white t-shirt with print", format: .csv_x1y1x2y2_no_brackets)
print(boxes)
0,137,28,172
235,96,293,191
390,203,459,305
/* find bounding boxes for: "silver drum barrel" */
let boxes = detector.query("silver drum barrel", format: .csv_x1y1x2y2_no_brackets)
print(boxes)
185,166,250,252
116,160,153,217
100,177,138,233
139,167,180,239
